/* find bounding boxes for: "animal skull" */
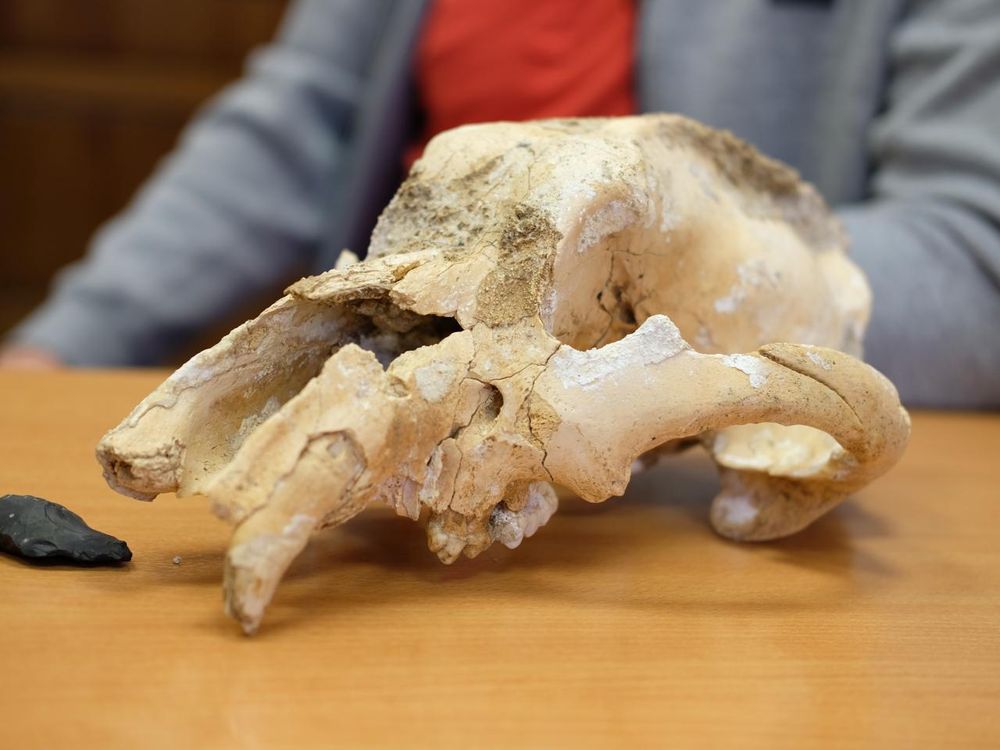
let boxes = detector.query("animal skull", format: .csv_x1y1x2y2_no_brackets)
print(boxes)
97,115,910,633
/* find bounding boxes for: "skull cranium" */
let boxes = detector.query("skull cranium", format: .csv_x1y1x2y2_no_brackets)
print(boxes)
97,115,910,633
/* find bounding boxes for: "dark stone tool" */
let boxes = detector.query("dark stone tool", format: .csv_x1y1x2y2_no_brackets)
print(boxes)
0,494,132,564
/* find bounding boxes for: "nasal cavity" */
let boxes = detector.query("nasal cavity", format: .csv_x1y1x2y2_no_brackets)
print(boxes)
345,298,463,369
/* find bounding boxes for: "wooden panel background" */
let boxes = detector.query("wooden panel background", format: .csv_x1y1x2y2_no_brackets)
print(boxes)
0,0,289,336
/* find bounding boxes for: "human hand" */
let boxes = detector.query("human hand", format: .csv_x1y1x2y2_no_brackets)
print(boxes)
0,345,63,369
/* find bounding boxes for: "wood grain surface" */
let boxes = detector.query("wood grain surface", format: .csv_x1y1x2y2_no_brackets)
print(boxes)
0,370,998,749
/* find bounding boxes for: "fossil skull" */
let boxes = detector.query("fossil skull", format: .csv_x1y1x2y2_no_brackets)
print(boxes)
97,115,910,633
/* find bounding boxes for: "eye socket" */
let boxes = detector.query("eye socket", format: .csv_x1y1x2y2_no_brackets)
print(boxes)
542,195,652,351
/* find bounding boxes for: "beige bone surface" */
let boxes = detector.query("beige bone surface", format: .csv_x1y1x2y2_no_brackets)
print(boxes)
96,115,910,633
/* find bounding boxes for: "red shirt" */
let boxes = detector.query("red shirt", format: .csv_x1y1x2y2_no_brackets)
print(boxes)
407,0,636,168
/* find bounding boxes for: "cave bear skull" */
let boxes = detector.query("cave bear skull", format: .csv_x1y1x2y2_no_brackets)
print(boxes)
97,115,910,633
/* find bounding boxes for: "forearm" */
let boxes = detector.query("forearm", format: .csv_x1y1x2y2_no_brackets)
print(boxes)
7,176,315,365
6,0,386,365
838,0,1000,408
840,200,1000,408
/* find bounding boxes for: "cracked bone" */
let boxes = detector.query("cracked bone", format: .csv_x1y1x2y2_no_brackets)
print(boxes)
96,114,910,633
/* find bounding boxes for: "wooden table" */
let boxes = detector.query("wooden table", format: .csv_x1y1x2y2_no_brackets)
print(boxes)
1,370,998,749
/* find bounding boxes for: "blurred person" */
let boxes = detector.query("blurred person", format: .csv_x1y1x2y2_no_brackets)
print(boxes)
2,0,998,407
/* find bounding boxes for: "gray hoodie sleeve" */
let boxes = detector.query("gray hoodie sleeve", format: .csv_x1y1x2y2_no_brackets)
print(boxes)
7,0,389,365
839,0,1000,408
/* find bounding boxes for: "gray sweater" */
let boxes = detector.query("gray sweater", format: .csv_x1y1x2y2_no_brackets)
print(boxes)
10,0,1000,407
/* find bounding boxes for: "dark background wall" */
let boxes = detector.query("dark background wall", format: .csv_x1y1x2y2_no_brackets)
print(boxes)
0,0,289,337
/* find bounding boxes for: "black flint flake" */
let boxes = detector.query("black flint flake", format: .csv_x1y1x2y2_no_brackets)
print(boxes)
0,494,132,564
